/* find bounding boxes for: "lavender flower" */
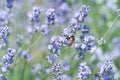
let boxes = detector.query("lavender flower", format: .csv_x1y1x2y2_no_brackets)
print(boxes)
78,62,91,80
69,18,79,30
6,0,13,8
95,58,116,80
73,42,80,50
2,48,16,65
26,25,40,35
45,8,57,25
52,62,63,80
59,2,70,17
63,62,70,71
40,24,50,35
74,5,90,22
63,27,75,38
28,6,41,23
78,35,95,59
113,37,120,48
0,9,8,25
46,53,57,64
48,36,63,56
80,25,89,34
22,50,32,61
0,25,10,49
1,48,16,80
83,35,95,50
0,74,8,80
52,0,67,5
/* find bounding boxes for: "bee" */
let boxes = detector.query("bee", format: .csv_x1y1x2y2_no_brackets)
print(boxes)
68,36,75,46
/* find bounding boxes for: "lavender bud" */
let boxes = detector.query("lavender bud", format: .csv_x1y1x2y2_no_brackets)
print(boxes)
78,62,91,80
46,8,57,25
6,0,13,8
40,25,50,35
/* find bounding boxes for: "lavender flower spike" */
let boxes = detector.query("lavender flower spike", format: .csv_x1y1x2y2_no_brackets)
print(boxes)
78,62,91,80
46,8,57,25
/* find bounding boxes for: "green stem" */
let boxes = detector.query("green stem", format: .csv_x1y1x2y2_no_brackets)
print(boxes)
99,16,119,44
89,15,119,60
20,60,27,80
27,34,42,51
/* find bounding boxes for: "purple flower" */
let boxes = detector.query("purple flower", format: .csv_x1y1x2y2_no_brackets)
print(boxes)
6,0,13,8
69,18,79,30
63,27,75,39
73,42,80,50
2,48,16,65
59,2,70,17
0,25,10,49
78,35,95,59
63,62,70,71
52,62,63,80
95,58,116,80
40,25,50,35
78,62,91,80
74,5,90,22
46,54,57,64
0,74,8,80
0,9,8,25
22,50,32,61
83,35,95,50
80,25,89,34
48,36,63,56
1,47,16,80
45,8,57,25
28,6,41,23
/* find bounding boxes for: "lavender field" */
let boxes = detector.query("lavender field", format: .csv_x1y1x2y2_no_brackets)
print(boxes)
0,0,120,80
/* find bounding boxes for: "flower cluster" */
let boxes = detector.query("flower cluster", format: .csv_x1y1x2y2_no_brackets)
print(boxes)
78,35,95,59
59,2,70,17
0,9,8,25
0,48,16,79
51,0,70,24
47,5,94,66
45,8,57,25
27,6,42,35
47,36,64,63
78,62,91,80
52,62,63,80
6,0,13,8
28,7,42,23
46,53,57,64
74,5,90,22
48,36,64,57
40,24,50,35
22,50,32,61
0,25,10,49
63,5,91,45
95,58,116,80
63,5,95,59
0,0,119,80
